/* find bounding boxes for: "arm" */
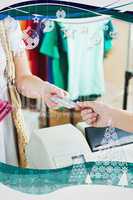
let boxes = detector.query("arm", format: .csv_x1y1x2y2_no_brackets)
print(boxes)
14,50,47,99
14,51,68,107
4,16,68,107
111,107,133,133
77,101,133,133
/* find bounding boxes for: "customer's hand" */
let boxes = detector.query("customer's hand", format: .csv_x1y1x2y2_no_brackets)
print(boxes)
17,75,68,108
76,101,114,127
43,81,68,107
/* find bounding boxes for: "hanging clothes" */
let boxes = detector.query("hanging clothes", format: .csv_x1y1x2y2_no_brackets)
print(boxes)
19,20,48,81
47,57,54,83
104,20,116,57
40,22,68,90
57,16,109,100
40,16,114,100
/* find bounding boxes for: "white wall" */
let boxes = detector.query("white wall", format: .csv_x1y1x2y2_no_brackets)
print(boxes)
101,19,132,110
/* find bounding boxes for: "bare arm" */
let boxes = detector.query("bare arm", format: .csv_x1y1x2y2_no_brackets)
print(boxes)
4,16,67,107
111,107,133,133
13,51,68,107
77,101,133,133
14,51,47,99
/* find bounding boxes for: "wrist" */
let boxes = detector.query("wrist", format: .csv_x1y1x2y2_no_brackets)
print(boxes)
108,106,118,127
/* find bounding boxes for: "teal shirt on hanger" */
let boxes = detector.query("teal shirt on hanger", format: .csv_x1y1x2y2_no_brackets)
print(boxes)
40,18,113,99
59,18,108,100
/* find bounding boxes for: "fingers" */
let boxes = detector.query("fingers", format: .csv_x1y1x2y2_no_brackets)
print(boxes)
76,101,96,111
50,85,68,98
81,109,98,120
81,109,95,118
43,93,58,108
45,100,59,108
81,109,98,124
44,82,69,108
85,117,97,125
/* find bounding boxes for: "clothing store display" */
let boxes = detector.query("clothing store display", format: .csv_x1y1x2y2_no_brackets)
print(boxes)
0,3,132,196
104,20,115,56
58,17,108,100
40,22,68,90
20,20,48,81
40,16,113,100
39,16,114,127
0,16,28,167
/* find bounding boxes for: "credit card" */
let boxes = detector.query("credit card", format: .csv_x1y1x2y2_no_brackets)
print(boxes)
50,96,76,109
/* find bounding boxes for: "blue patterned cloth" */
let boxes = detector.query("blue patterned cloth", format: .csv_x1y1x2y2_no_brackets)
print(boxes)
0,162,133,194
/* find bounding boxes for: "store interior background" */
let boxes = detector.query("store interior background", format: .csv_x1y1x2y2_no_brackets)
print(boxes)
102,19,133,111
20,18,133,135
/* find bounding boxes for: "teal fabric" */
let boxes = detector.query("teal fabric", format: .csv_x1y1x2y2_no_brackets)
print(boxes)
40,23,64,89
0,162,133,194
40,23,68,90
104,20,115,55
59,20,106,100
104,39,112,54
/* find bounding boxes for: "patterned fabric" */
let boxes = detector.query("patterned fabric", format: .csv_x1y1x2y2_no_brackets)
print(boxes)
19,20,48,81
0,162,133,194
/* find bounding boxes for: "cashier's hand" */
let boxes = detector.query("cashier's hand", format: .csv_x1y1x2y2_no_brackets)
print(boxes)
76,101,114,127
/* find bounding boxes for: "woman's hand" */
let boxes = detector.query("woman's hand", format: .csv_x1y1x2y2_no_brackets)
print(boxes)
43,81,68,107
76,101,114,127
16,75,68,108
14,50,68,108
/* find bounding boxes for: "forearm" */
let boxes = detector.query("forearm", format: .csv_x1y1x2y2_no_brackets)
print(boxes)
13,51,67,106
111,107,133,133
14,51,31,79
14,52,45,99
16,74,47,99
